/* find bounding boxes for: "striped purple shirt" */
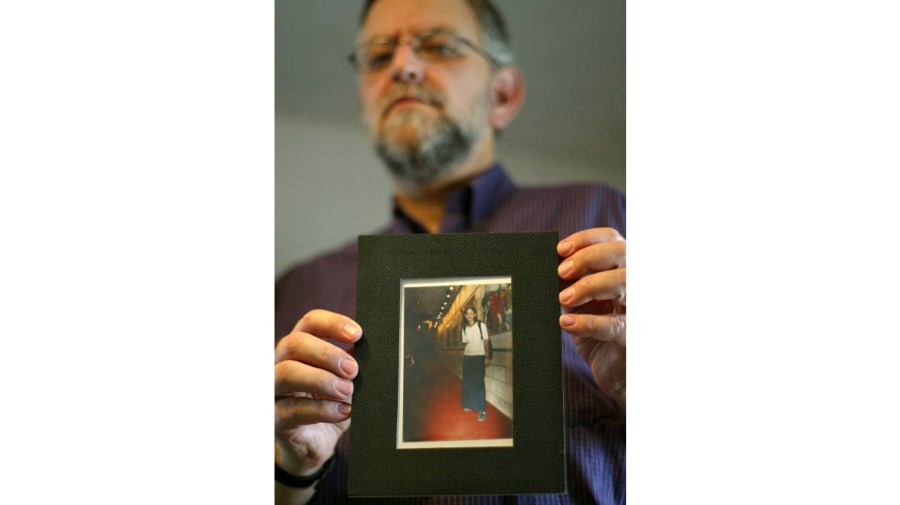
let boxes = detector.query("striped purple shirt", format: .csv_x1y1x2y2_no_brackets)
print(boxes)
275,164,626,504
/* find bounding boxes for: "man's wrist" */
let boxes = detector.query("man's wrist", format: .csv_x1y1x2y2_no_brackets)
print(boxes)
275,454,335,489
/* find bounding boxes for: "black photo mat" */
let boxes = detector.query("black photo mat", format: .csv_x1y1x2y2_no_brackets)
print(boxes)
349,232,566,497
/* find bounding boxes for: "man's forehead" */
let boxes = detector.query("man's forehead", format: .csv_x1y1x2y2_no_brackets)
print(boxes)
358,0,480,41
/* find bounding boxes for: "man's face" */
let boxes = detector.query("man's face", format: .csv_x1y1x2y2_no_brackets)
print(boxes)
356,0,495,185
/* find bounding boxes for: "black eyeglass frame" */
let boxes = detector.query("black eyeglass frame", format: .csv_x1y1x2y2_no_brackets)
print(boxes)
347,29,499,73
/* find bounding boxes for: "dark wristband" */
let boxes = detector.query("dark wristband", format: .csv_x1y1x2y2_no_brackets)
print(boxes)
275,453,335,489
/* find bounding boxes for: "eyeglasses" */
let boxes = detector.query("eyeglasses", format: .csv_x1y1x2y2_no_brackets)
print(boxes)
348,29,497,74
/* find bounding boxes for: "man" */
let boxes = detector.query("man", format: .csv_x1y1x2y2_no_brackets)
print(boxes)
274,0,626,503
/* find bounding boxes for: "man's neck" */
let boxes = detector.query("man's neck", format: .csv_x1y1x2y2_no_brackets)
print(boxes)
394,140,496,233
395,185,457,233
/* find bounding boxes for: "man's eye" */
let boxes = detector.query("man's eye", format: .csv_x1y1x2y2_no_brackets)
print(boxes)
365,48,394,68
421,39,458,58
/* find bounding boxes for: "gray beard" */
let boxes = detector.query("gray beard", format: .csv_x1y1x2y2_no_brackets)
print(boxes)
374,109,476,186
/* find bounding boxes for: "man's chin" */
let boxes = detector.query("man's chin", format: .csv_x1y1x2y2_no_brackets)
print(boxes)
377,126,438,153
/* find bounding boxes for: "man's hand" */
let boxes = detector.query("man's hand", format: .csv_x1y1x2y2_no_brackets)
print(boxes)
557,228,626,411
274,309,362,479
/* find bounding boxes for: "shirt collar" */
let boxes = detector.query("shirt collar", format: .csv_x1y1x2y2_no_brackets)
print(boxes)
390,163,517,233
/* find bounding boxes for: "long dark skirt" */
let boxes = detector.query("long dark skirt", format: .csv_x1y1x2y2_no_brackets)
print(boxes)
461,355,486,412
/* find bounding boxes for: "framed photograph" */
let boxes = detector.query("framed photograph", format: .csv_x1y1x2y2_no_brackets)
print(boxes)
350,232,565,497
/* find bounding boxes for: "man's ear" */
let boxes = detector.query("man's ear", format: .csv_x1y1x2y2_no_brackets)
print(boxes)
489,66,525,130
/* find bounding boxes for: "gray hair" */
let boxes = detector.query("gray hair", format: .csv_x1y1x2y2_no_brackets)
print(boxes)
359,0,516,67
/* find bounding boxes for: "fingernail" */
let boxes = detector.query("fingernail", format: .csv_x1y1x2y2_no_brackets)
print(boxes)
340,358,358,376
336,403,351,416
334,378,353,397
344,324,361,339
560,315,576,327
560,287,575,304
558,260,573,276
557,240,573,255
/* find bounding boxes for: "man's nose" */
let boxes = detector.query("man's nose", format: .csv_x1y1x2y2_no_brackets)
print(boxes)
388,43,425,83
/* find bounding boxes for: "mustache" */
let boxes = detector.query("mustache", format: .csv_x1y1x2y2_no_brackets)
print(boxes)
379,85,445,118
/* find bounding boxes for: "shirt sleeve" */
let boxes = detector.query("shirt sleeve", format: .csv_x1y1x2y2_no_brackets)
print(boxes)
461,326,468,343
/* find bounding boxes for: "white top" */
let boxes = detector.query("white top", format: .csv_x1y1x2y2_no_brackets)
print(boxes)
461,321,490,356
